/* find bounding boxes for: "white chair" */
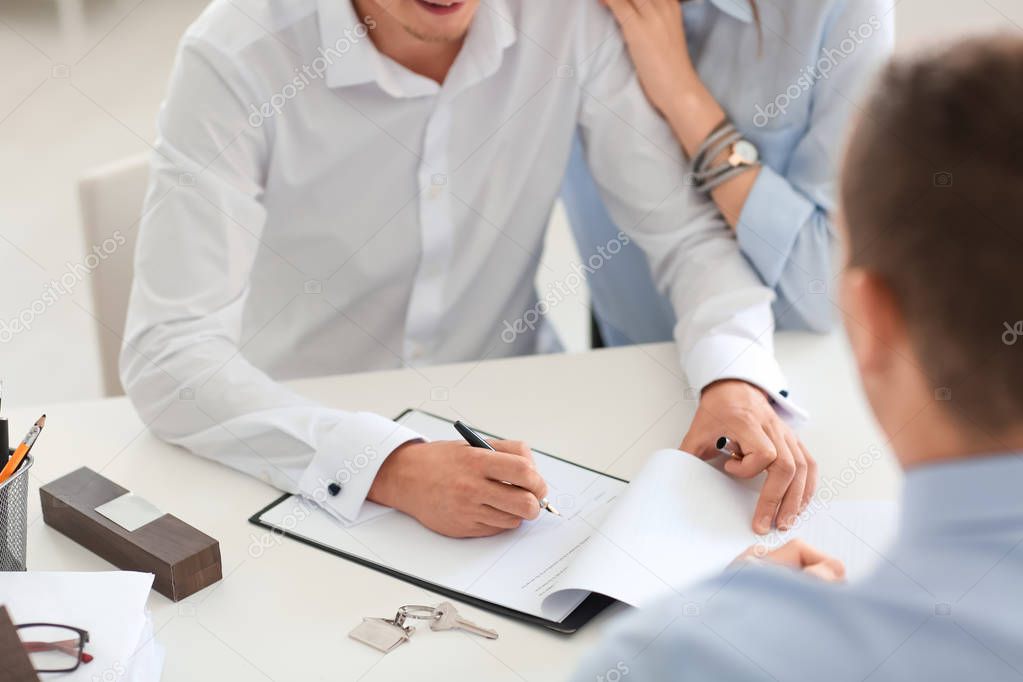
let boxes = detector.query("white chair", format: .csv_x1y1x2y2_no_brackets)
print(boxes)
77,154,150,396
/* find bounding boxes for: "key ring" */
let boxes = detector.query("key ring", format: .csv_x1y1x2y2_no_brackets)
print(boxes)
394,605,439,628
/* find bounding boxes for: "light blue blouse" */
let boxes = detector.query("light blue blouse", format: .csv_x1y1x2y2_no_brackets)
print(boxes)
562,0,894,341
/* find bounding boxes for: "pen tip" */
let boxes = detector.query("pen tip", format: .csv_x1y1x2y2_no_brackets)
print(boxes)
548,505,561,516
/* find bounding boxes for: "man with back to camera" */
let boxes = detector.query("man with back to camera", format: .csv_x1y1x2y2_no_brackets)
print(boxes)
122,0,823,537
573,34,1023,681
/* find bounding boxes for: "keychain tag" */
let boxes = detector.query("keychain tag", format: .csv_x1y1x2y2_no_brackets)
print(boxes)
349,617,412,653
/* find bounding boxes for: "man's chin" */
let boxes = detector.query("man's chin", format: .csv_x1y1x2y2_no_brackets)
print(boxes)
401,23,469,44
402,0,474,43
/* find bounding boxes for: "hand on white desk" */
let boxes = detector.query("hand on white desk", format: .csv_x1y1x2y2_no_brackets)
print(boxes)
736,539,846,583
680,379,817,534
367,439,549,538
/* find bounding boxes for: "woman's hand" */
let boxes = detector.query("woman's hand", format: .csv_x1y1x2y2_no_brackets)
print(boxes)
602,0,697,121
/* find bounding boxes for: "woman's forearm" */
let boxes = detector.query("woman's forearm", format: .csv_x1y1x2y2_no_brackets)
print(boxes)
601,0,763,230
663,74,761,230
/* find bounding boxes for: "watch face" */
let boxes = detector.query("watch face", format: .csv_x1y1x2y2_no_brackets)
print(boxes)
733,140,759,165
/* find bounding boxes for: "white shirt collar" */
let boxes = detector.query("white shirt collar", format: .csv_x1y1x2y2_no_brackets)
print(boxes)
317,0,378,89
318,0,517,95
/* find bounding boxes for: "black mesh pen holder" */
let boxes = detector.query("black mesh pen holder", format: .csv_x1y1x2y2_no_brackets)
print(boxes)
0,454,31,571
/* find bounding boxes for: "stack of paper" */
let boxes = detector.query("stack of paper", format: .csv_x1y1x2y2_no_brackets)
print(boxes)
0,571,164,681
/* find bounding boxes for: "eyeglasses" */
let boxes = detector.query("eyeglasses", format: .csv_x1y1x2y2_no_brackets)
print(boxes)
15,622,93,673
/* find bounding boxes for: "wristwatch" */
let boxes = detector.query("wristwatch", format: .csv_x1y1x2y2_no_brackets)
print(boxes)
691,121,761,193
727,139,760,169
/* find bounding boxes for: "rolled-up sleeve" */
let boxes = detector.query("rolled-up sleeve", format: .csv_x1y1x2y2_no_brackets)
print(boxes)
738,165,820,289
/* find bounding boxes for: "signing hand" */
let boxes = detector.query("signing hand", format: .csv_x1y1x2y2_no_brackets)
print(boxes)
736,540,846,582
368,439,548,538
680,380,817,534
601,0,696,119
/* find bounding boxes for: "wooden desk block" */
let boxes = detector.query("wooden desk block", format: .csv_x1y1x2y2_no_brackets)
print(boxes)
39,467,221,601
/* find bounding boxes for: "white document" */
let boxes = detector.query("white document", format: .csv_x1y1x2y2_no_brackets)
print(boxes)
541,449,898,611
0,571,164,681
258,411,898,622
262,410,627,621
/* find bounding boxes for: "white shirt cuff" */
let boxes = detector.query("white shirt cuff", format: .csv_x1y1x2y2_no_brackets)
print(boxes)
685,333,808,424
297,412,422,526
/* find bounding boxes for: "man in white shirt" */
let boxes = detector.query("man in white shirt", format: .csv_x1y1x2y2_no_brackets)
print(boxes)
122,0,812,537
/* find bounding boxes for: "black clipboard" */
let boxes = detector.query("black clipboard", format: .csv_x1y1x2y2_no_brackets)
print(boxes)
248,408,624,633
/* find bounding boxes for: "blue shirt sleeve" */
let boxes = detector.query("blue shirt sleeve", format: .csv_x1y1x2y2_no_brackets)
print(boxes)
735,0,894,332
738,166,836,332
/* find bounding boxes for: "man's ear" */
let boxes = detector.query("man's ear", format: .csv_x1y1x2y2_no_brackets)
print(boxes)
840,267,905,377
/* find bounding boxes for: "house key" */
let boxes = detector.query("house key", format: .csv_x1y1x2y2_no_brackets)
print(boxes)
429,601,499,639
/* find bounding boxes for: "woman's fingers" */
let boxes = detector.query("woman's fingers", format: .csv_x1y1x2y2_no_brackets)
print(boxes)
602,0,639,26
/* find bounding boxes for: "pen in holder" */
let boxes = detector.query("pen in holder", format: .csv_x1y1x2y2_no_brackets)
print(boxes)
0,452,32,571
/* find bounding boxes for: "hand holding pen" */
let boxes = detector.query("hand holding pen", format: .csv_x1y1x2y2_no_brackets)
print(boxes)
366,431,555,539
454,421,560,516
681,380,816,535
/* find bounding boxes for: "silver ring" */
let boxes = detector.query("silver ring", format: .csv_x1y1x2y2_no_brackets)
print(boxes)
395,605,437,628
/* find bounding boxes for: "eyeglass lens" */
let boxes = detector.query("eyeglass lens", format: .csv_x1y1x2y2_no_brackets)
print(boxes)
17,624,85,673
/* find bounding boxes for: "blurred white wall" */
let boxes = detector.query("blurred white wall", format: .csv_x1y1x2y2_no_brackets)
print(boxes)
1,0,1021,406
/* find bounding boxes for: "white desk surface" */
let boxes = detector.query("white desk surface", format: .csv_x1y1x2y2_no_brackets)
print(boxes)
14,332,900,682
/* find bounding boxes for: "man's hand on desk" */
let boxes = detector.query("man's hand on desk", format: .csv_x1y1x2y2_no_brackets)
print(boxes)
367,440,549,538
736,540,846,583
680,380,817,534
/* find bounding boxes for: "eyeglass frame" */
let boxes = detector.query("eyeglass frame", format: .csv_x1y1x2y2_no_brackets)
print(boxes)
15,622,91,673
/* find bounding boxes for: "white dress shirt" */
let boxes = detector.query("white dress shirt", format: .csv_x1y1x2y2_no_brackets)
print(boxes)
121,0,801,525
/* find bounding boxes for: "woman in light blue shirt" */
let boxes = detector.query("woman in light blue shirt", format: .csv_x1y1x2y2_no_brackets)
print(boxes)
563,0,894,341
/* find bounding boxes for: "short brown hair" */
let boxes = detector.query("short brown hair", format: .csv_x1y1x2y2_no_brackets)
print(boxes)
841,35,1023,433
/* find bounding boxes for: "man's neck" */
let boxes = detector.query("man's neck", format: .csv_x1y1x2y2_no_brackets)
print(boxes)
354,0,464,83
891,402,1023,470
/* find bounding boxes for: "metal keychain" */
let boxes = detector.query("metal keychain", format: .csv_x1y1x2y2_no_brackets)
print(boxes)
348,616,412,653
349,603,499,654
430,601,499,639
347,605,435,653
347,610,412,653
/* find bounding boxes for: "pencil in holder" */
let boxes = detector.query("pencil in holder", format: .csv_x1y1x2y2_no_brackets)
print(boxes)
0,453,31,571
